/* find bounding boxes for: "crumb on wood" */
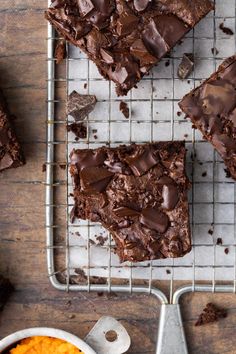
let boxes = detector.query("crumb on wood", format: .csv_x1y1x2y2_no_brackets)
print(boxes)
195,303,227,326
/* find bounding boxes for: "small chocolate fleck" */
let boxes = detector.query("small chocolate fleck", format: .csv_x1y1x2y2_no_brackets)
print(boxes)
224,247,229,255
92,129,97,134
55,40,66,64
177,111,182,117
120,101,130,119
208,229,213,235
165,60,170,67
97,291,104,297
166,269,171,274
202,171,207,177
59,164,66,170
224,168,231,179
216,237,222,245
42,163,46,172
211,47,219,56
84,83,87,89
219,23,234,35
184,134,188,138
93,134,98,140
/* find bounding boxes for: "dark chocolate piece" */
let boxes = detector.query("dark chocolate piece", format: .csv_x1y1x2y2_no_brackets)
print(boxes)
69,142,191,263
67,90,97,121
219,23,234,36
179,55,236,180
0,91,25,172
177,53,194,79
55,39,66,64
0,276,14,311
45,0,214,96
195,303,227,326
119,101,129,119
67,122,87,140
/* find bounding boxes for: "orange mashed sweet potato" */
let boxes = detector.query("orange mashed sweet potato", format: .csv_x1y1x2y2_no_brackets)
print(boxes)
9,336,85,354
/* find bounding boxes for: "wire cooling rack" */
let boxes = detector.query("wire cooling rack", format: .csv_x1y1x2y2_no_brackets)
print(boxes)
46,1,236,352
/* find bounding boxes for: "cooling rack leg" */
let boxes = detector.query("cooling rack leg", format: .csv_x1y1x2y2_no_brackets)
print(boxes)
156,304,188,354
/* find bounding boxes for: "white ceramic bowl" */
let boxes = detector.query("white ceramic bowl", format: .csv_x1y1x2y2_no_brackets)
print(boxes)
0,327,96,354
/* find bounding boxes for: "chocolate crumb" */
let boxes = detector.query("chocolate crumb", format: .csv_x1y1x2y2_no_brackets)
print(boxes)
165,60,170,67
219,23,234,35
92,129,97,134
166,269,171,274
184,134,188,138
67,122,87,140
89,239,96,245
97,291,104,297
120,101,130,119
177,111,182,117
211,47,219,56
96,235,108,246
42,163,46,172
187,80,191,84
55,40,66,64
84,83,87,89
216,237,222,245
224,247,229,255
195,303,227,326
75,232,80,237
224,168,231,179
208,229,213,235
93,134,98,140
59,164,66,170
202,171,207,177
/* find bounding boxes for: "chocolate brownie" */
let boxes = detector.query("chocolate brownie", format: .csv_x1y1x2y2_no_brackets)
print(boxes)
195,303,227,326
0,91,25,172
70,142,191,262
45,0,213,96
179,55,236,180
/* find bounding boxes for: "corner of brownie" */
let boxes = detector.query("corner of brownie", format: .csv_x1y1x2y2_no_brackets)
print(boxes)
69,142,191,263
46,0,213,96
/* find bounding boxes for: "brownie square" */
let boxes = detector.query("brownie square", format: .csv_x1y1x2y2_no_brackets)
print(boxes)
45,0,213,96
70,142,191,263
179,55,236,180
0,91,25,172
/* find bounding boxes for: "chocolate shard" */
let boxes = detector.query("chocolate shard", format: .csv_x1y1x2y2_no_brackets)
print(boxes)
140,208,169,233
0,91,25,172
179,55,236,180
80,166,114,193
66,90,97,121
69,142,191,263
177,53,194,79
45,0,214,96
125,146,159,176
219,23,234,36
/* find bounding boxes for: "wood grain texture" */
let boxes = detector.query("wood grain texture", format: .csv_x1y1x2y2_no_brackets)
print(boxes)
0,2,236,354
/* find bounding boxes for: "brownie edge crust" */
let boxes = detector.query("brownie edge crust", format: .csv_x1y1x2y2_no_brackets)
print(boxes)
45,0,213,96
70,142,191,263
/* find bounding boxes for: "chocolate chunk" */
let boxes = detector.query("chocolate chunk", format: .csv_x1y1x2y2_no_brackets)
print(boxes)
140,208,169,233
224,247,229,255
45,0,213,96
80,166,114,193
177,53,194,79
179,55,236,180
219,23,234,36
208,229,213,235
67,122,87,140
161,184,179,210
119,101,129,119
0,275,14,311
216,237,222,245
54,39,66,64
195,303,227,326
0,91,25,172
125,146,159,176
69,142,191,263
67,90,97,121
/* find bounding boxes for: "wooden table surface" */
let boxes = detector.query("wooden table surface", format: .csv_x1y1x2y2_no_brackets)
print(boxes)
0,2,236,353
